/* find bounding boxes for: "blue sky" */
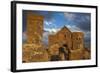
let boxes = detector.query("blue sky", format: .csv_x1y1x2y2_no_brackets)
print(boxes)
23,10,91,48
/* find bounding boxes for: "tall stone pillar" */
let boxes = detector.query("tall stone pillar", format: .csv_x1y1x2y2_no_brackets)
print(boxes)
26,12,44,44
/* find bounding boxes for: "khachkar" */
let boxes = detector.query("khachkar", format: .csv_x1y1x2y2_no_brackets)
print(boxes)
22,12,49,63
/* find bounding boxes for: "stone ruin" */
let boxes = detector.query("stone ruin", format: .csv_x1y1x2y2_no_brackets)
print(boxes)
22,12,90,63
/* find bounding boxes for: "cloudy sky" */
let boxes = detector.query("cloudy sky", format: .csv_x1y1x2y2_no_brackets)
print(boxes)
23,10,91,48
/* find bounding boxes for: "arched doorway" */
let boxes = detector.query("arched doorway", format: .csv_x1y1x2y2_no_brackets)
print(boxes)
59,44,69,60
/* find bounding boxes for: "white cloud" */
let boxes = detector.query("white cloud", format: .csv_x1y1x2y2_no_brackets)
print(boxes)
44,21,53,26
84,31,90,38
42,32,49,45
64,12,76,20
44,28,60,34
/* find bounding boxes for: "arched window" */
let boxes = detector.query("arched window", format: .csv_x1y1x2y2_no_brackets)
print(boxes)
64,34,66,38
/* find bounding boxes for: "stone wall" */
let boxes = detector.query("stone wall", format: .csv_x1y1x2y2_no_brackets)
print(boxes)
69,48,84,60
22,44,49,62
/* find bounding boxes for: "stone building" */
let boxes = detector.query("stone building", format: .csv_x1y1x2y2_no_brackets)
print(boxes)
49,26,72,49
48,26,84,60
